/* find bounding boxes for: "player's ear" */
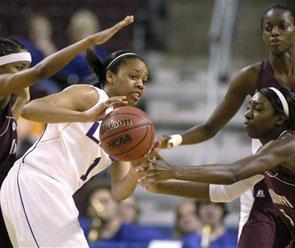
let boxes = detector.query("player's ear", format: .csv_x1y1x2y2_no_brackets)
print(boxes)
106,71,114,84
274,114,287,126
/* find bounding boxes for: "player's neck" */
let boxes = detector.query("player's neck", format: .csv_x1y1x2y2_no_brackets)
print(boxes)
259,127,287,145
270,49,295,74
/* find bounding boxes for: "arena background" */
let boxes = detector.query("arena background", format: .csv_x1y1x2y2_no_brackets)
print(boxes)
1,0,293,247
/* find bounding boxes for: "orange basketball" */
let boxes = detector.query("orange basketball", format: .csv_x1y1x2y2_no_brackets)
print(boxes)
99,106,156,161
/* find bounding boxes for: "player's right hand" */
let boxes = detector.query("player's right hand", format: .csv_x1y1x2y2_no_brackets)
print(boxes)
83,96,128,122
154,134,173,149
91,15,134,45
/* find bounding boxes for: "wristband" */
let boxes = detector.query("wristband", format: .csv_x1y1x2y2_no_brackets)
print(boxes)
167,134,183,148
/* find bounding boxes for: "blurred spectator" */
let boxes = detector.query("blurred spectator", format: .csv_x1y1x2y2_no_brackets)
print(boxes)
81,184,170,248
197,202,238,248
174,200,201,248
118,196,140,224
17,13,62,98
61,9,108,85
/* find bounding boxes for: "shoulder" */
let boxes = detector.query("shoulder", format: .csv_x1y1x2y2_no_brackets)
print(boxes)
63,85,107,111
229,62,261,95
259,133,295,162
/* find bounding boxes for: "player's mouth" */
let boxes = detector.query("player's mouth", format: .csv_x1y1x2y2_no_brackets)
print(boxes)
130,91,142,101
269,38,283,46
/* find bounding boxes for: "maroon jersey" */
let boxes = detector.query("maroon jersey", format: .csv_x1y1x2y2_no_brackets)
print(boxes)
239,60,290,248
264,166,295,240
0,100,17,186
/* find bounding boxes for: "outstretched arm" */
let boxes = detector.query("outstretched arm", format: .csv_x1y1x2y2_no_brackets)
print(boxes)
158,65,259,148
0,15,134,96
21,85,127,123
143,135,294,184
140,174,262,202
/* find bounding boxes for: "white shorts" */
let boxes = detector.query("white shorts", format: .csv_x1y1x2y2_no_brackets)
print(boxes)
0,162,88,248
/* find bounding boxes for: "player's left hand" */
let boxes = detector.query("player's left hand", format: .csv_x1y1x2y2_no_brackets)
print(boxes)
137,155,175,181
138,176,160,193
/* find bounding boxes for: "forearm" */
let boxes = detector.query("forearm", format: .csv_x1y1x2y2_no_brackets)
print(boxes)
181,124,218,145
153,180,210,200
32,37,93,80
21,101,88,123
209,174,263,203
111,168,138,201
172,164,237,184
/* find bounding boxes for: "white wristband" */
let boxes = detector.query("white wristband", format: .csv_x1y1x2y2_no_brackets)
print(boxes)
167,134,183,148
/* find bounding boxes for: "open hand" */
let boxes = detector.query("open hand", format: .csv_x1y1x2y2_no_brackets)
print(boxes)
83,96,128,122
136,155,175,181
92,15,134,45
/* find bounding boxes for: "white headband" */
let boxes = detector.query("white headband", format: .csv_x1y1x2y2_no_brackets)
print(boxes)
106,52,136,70
0,52,32,67
268,87,289,117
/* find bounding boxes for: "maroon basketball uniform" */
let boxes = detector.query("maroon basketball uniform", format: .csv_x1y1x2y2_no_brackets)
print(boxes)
0,100,17,186
0,100,17,248
238,60,291,248
264,132,295,247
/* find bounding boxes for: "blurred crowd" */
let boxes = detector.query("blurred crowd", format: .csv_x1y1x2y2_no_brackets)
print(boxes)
75,181,237,248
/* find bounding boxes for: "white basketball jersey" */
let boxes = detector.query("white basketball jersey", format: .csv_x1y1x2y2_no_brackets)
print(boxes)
20,86,112,193
238,138,263,238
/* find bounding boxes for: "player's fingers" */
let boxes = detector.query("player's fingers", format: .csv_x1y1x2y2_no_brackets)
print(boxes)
120,15,134,27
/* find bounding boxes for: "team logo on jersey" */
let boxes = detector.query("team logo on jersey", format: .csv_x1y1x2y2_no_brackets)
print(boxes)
256,190,265,198
100,119,132,135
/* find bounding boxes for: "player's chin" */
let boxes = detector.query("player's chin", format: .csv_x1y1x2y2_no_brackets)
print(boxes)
245,127,258,139
127,98,141,106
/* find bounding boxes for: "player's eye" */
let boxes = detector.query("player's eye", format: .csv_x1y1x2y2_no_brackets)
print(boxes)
16,65,25,71
264,23,272,32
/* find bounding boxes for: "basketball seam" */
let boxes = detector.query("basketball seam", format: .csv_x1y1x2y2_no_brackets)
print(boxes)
111,125,150,157
100,123,152,142
136,125,155,158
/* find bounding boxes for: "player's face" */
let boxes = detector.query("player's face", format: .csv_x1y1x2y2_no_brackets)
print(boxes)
244,92,279,139
111,58,148,106
262,9,295,55
198,203,224,226
89,189,119,221
176,201,200,234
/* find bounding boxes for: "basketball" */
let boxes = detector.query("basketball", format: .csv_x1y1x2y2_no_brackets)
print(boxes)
99,106,156,161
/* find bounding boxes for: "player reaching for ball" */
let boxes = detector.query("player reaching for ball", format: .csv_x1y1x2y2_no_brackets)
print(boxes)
0,16,150,247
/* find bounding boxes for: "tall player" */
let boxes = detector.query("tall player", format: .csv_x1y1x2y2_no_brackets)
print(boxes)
156,3,295,248
0,46,148,247
141,86,295,247
0,15,133,247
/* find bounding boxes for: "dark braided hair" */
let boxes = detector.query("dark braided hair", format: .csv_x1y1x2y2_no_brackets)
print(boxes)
260,86,295,130
260,3,295,31
86,49,144,88
0,38,27,56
